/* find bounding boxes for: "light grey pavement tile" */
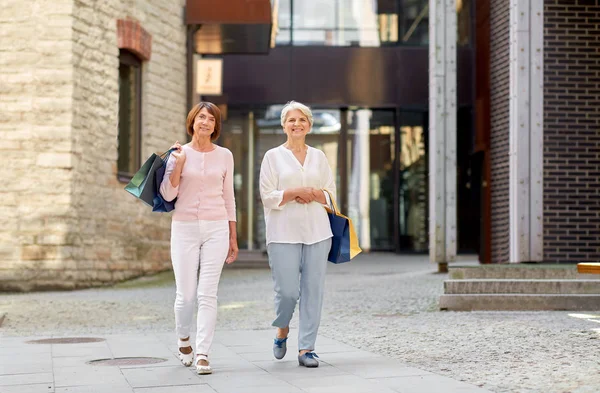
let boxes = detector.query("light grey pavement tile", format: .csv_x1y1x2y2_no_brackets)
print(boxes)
215,330,274,346
53,356,103,368
238,350,280,362
210,384,305,393
0,352,53,365
203,371,290,390
374,375,494,393
252,359,348,379
323,355,434,379
134,385,218,393
51,344,113,359
288,374,397,393
211,358,264,373
206,343,243,360
0,359,53,375
105,336,172,356
0,343,52,355
0,372,54,386
121,366,205,388
226,345,274,355
53,366,129,388
0,383,54,393
54,385,134,393
0,337,53,347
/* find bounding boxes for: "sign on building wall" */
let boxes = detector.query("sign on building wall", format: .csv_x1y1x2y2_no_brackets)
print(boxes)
196,58,223,95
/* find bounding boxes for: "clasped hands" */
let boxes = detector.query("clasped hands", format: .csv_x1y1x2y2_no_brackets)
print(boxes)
294,187,322,204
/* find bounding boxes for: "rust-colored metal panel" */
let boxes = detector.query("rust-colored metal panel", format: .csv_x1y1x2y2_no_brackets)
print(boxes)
186,0,271,24
475,0,491,264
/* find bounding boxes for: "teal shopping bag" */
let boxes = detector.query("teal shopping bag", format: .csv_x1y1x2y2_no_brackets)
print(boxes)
124,153,164,207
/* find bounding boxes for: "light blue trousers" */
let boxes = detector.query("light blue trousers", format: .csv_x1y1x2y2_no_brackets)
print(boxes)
267,238,331,351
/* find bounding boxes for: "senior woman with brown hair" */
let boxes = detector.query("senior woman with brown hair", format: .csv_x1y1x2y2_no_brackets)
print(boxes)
160,102,238,375
259,101,336,368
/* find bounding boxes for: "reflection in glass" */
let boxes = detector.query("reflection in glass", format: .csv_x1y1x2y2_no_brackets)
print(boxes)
398,113,427,251
457,0,471,46
347,110,395,251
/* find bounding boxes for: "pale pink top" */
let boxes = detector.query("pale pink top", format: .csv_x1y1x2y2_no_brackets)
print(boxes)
159,144,236,222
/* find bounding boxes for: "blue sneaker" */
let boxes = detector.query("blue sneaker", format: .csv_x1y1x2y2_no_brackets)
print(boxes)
273,337,288,360
298,352,319,368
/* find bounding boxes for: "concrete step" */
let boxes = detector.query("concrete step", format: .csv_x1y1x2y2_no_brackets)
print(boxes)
439,294,600,311
449,264,578,280
444,279,600,295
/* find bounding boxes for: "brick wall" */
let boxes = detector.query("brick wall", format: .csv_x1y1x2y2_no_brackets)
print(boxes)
0,0,187,291
543,0,600,262
489,0,510,263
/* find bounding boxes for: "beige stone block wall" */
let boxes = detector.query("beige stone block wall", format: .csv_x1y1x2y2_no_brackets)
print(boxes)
69,0,187,289
0,0,75,291
0,0,187,291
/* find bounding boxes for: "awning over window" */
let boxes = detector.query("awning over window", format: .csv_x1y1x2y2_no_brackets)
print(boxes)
186,0,272,54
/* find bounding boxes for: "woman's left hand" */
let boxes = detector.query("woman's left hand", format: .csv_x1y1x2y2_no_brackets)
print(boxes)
226,237,239,264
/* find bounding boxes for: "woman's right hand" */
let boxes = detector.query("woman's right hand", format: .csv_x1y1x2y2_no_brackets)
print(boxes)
170,141,186,166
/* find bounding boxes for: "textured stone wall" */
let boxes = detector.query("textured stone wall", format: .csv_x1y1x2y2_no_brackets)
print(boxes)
0,0,76,290
0,0,187,291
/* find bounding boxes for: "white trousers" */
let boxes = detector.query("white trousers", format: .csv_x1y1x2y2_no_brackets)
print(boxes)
171,219,229,356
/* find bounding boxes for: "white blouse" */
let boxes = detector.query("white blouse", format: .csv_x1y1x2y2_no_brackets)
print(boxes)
260,145,336,246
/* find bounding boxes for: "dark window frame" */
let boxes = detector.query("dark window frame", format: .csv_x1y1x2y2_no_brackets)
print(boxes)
117,49,143,183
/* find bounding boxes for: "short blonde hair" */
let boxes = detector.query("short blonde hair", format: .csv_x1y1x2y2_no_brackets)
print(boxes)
280,101,314,128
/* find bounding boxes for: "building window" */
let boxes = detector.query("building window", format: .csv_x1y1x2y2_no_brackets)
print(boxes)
117,49,142,181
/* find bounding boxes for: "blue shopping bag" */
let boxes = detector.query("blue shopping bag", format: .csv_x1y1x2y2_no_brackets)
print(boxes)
152,149,177,212
323,190,362,264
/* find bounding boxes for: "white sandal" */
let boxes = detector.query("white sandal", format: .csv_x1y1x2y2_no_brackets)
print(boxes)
196,354,212,375
177,338,194,367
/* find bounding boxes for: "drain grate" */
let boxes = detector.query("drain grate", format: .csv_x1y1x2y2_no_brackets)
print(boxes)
88,357,167,366
27,337,106,344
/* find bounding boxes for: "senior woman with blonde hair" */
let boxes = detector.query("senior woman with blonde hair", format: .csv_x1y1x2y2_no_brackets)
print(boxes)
259,101,336,368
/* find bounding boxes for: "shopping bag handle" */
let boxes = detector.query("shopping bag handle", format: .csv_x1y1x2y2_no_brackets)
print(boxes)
159,148,177,161
322,189,339,215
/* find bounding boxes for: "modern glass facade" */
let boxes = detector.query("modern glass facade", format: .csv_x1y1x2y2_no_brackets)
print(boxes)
272,0,471,47
211,1,477,254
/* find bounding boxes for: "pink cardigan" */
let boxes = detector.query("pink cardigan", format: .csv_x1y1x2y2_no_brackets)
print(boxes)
159,145,236,222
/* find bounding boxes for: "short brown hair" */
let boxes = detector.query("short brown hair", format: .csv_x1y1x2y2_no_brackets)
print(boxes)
186,102,222,141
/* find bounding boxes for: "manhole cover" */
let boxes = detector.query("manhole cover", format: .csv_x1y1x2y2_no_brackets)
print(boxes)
88,357,167,366
27,337,106,344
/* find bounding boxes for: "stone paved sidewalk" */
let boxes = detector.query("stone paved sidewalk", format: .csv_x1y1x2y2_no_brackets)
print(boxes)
0,329,492,393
